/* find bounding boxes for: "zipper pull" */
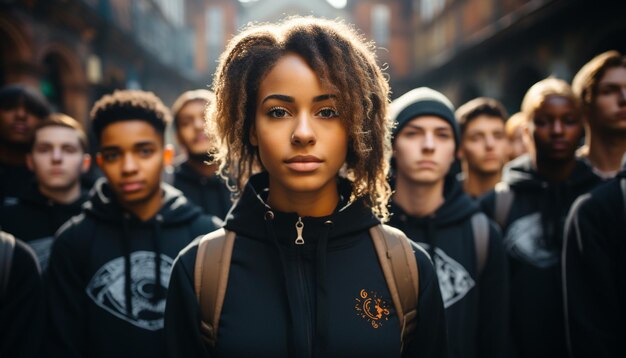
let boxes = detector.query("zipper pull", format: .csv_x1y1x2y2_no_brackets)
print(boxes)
295,217,305,245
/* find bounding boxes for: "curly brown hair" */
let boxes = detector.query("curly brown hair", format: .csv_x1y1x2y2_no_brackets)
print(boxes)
207,16,392,219
90,90,172,144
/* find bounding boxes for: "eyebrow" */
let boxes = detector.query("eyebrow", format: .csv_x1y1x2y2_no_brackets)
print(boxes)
404,124,452,131
99,141,157,152
261,93,337,104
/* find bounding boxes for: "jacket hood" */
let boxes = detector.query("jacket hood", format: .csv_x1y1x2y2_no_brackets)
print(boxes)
84,177,203,225
502,154,600,189
390,175,480,227
19,182,87,209
224,172,380,246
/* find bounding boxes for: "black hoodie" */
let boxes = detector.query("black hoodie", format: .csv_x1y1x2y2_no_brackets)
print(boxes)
0,162,35,208
173,160,232,220
388,176,509,358
562,167,626,358
0,183,88,269
164,173,448,357
45,178,218,358
479,154,602,358
0,233,43,358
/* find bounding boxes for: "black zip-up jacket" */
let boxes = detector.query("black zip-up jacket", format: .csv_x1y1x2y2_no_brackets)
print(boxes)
173,160,232,220
562,168,626,358
164,173,448,357
388,177,509,358
45,178,218,358
0,183,88,268
0,233,43,358
0,163,34,208
479,154,602,358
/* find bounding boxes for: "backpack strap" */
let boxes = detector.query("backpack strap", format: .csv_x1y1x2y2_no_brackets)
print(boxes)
0,231,16,300
494,182,514,229
471,212,490,278
193,228,236,349
369,224,419,353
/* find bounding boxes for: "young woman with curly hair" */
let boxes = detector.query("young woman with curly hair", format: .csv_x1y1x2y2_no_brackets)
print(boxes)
164,17,447,357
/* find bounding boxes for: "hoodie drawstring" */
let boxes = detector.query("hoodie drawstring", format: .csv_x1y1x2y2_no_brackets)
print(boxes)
314,220,333,357
152,215,164,303
264,211,297,357
121,215,133,318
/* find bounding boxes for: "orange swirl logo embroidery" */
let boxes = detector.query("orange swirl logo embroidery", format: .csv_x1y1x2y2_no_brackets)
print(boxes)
354,289,391,329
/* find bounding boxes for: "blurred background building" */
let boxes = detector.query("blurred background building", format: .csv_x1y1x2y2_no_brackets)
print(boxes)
0,0,624,127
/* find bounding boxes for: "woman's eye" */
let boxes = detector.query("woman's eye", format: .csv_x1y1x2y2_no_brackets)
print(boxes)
268,107,290,118
318,108,339,118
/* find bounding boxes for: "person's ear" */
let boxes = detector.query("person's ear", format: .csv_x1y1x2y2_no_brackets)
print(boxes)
95,152,103,168
249,123,258,146
26,153,34,172
163,144,175,166
81,154,91,173
457,148,464,161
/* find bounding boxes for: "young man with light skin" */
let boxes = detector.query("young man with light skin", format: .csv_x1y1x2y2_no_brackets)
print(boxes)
573,50,626,179
506,112,529,161
456,97,511,198
0,113,90,267
171,89,231,219
388,87,509,358
0,84,51,207
45,90,217,358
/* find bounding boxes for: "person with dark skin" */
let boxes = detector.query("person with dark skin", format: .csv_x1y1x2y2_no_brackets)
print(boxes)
164,17,448,357
480,78,602,358
455,97,510,198
45,90,218,358
171,89,231,219
573,50,626,179
387,88,509,358
0,113,91,268
0,84,51,207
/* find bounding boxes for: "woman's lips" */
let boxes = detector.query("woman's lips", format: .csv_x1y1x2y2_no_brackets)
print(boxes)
285,155,323,172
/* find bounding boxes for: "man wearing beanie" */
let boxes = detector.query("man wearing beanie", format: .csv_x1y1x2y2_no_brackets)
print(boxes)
387,87,510,358
170,89,231,220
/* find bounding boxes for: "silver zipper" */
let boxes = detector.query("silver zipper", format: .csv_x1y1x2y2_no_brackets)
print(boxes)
295,217,305,245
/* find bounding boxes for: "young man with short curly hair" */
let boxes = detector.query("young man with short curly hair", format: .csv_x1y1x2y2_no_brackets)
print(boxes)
45,90,219,358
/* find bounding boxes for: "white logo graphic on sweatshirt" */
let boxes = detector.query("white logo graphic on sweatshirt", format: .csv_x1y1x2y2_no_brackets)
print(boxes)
422,244,475,308
86,251,173,331
504,212,558,268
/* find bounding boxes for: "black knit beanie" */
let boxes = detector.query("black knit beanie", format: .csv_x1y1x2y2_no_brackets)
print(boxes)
390,87,460,149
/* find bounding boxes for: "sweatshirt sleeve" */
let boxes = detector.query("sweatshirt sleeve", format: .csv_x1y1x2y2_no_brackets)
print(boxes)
477,222,511,358
44,223,87,357
0,238,43,358
404,243,449,358
563,187,625,358
164,242,212,358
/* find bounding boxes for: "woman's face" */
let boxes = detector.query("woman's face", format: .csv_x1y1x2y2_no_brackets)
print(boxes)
251,53,348,199
528,95,583,162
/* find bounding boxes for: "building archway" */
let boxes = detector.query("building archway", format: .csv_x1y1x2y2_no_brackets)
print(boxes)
37,43,88,123
0,15,36,86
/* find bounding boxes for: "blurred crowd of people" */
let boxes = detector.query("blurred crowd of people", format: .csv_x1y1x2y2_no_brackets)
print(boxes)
0,16,624,358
